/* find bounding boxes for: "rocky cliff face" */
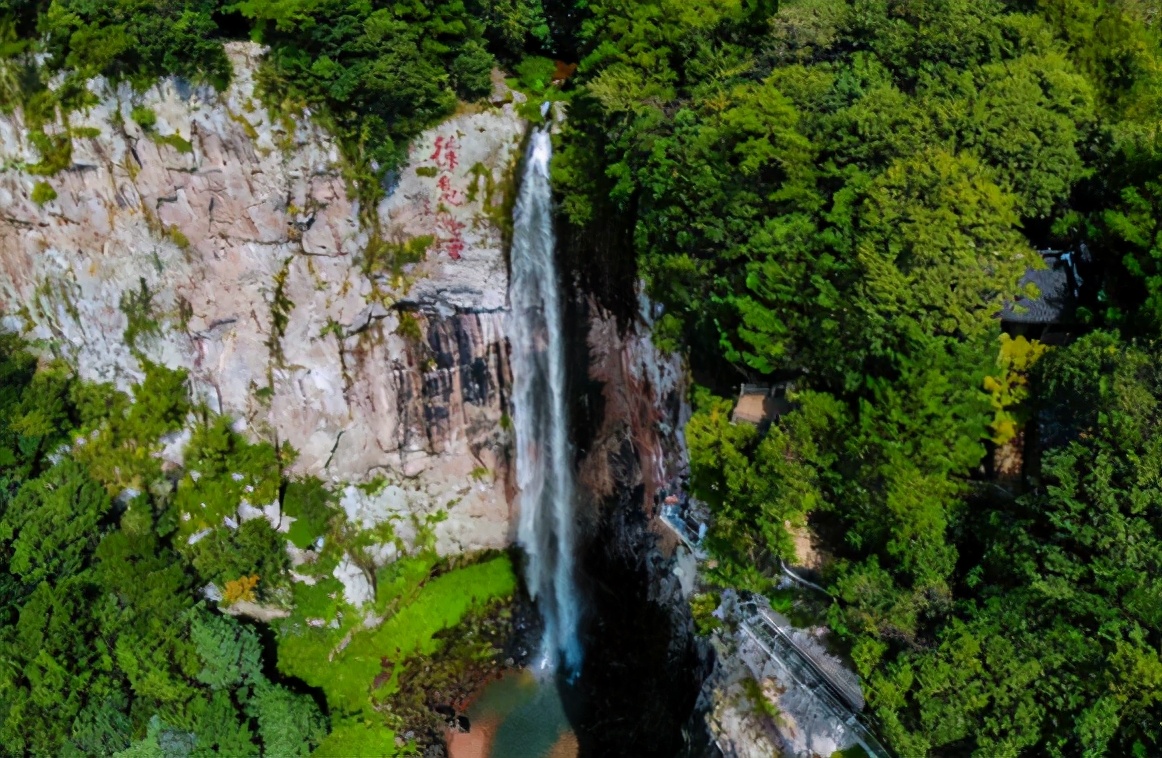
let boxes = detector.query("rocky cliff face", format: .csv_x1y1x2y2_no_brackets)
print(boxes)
560,288,717,757
574,295,689,511
0,42,524,556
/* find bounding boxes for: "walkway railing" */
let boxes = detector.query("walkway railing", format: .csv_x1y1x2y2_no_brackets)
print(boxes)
738,599,892,758
660,503,706,547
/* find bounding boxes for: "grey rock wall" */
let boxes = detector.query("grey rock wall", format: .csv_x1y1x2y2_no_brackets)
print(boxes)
0,41,524,557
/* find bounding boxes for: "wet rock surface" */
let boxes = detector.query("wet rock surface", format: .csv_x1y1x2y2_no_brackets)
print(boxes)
560,286,718,758
569,491,717,758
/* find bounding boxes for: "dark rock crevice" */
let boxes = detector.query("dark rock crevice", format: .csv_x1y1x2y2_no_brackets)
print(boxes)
391,311,511,458
567,479,716,758
556,263,717,757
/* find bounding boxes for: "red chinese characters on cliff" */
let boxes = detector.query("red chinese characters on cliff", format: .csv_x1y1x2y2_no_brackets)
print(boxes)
429,135,460,172
428,136,467,260
436,175,466,207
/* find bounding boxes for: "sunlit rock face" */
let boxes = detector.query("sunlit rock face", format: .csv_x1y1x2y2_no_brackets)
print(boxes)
0,41,524,556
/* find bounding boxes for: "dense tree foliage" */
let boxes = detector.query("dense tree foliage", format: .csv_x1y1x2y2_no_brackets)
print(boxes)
0,340,329,756
556,0,1162,754
234,0,504,172
3,0,1161,753
0,334,518,755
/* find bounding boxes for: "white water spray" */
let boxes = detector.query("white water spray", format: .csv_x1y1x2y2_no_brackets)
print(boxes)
510,127,583,674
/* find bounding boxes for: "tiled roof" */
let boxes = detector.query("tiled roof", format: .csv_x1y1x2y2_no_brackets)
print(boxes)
1001,253,1076,324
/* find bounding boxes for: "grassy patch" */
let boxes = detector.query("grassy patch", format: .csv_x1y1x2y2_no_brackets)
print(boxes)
314,720,398,757
364,234,433,277
131,105,157,130
228,110,260,141
741,676,780,721
153,132,194,154
167,225,191,250
27,130,72,175
395,311,424,343
275,556,516,725
365,556,514,674
356,474,389,497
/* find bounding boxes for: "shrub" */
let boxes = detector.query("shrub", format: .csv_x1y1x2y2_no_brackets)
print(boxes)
395,310,424,343
515,56,557,94
223,574,260,605
186,518,289,591
130,106,156,130
450,39,495,100
27,130,72,175
118,277,161,351
283,478,335,550
690,592,722,636
30,181,56,205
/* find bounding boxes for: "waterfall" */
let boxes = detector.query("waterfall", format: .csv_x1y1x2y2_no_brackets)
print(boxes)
509,127,583,674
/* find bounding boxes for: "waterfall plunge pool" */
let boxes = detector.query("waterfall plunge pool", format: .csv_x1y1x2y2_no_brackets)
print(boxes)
447,669,578,758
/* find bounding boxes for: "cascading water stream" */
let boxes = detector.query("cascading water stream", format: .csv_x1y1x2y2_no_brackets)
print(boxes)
509,125,583,675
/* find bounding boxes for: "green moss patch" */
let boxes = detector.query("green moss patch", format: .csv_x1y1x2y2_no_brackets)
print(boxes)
152,132,194,154
30,181,56,205
275,555,516,730
130,106,157,130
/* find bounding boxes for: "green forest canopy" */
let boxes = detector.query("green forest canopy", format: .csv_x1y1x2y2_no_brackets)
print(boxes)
0,0,558,201
0,342,328,756
553,0,1162,754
